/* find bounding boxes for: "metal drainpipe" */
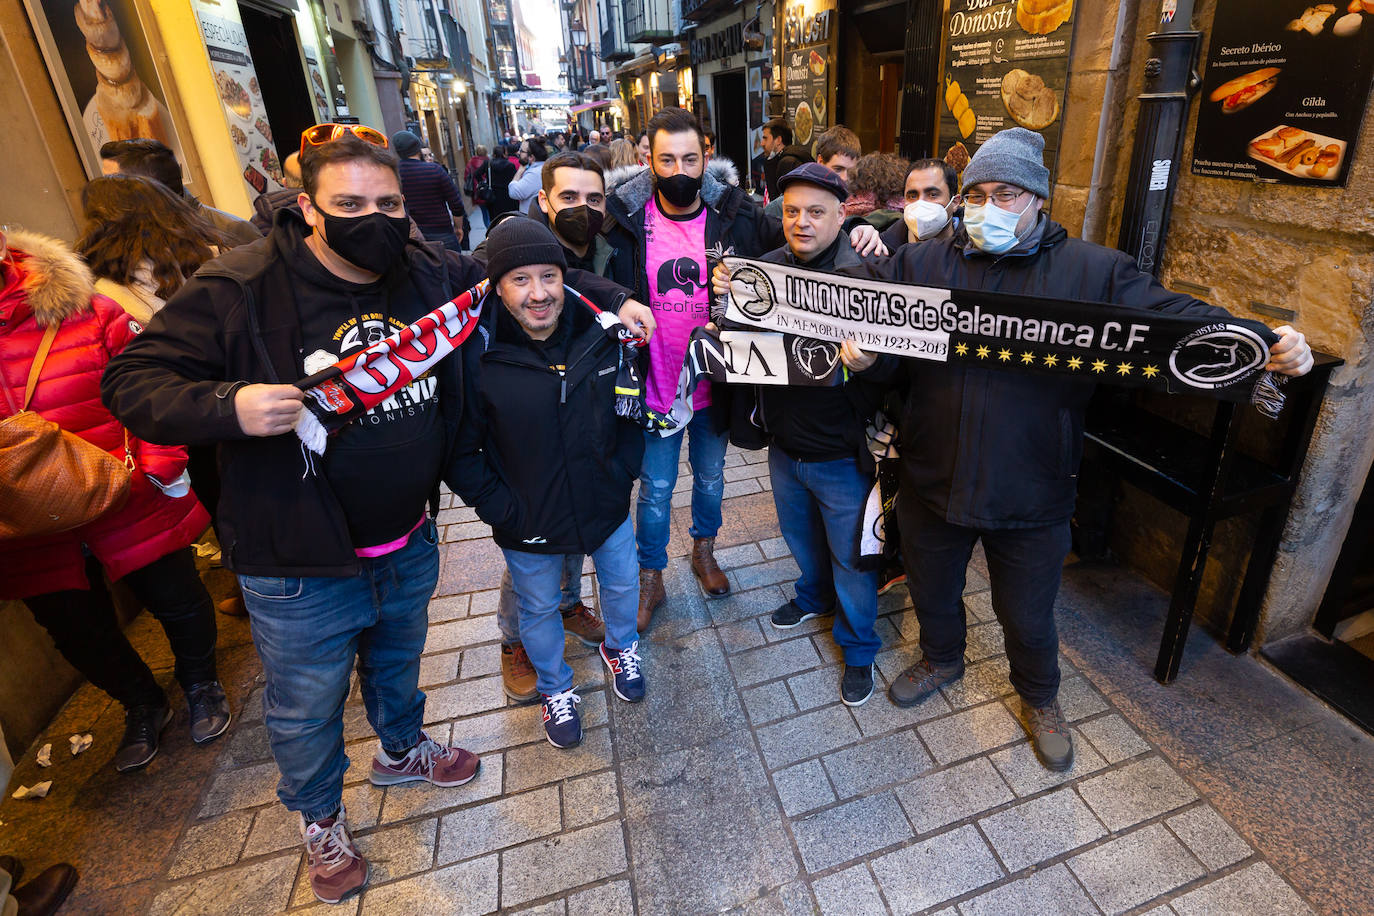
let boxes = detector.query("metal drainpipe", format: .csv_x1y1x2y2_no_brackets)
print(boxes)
1080,0,1139,244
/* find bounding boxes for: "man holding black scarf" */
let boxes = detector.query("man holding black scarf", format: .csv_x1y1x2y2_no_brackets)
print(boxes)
844,127,1313,772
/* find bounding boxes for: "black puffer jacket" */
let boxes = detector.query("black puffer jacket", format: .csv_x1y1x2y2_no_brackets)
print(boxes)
450,286,644,554
854,216,1260,530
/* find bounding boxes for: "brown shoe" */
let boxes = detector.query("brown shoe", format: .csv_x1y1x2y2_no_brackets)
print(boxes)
13,863,78,916
216,594,248,617
501,644,539,704
302,810,368,905
561,601,606,647
691,537,731,597
638,568,665,632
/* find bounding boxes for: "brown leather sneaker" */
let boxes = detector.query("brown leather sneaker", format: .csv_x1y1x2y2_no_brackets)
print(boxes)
691,537,731,596
561,601,606,647
638,568,666,632
501,644,539,704
302,810,368,904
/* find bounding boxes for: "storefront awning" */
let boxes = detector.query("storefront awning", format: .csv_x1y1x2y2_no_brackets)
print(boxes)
569,99,619,114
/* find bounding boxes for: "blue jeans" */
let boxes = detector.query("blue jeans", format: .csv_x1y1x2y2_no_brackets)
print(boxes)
502,516,638,695
769,449,881,666
497,554,585,645
239,521,438,822
636,406,728,570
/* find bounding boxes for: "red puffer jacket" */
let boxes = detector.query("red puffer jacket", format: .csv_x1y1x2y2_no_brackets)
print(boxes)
0,230,209,598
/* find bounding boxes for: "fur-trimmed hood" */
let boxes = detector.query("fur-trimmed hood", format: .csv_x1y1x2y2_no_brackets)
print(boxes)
604,157,741,214
2,229,96,327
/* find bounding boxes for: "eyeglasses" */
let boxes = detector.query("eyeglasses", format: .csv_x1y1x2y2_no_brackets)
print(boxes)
963,188,1029,207
299,123,389,159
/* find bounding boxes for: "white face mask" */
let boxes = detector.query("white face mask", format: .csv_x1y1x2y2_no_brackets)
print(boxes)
963,194,1036,254
904,199,953,241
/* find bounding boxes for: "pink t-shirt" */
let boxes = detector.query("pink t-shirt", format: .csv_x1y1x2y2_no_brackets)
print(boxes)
644,195,711,414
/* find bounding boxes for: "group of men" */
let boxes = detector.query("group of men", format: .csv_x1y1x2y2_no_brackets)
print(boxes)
98,111,1312,907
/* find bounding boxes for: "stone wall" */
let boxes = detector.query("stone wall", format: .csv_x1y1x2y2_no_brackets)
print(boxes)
1089,0,1374,641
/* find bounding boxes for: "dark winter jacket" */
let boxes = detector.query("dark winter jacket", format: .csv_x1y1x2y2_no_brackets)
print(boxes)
251,188,300,234
450,286,643,554
763,144,815,200
486,156,520,217
853,216,1258,530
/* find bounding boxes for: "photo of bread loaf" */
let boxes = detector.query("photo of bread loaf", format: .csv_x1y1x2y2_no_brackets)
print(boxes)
73,0,171,143
1017,0,1073,35
1000,68,1060,131
945,78,976,139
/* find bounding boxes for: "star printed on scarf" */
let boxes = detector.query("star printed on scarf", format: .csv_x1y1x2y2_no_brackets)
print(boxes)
976,345,991,359
955,342,969,356
1116,361,1134,376
1020,350,1036,365
1043,353,1059,368
1067,356,1083,370
1091,359,1108,373
998,348,1013,361
1142,364,1160,379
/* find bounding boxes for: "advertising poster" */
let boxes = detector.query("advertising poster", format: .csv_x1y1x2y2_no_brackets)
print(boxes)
782,0,836,151
1190,1,1374,187
21,0,186,176
748,59,769,191
189,0,284,197
936,0,1076,178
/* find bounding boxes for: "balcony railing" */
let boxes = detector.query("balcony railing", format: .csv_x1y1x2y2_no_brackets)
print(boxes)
600,17,632,61
622,0,673,44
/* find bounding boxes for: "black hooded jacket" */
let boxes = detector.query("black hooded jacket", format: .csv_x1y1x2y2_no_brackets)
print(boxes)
450,286,644,554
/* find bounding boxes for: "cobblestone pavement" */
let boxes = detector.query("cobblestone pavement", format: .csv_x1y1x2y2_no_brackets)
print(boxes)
2,446,1370,914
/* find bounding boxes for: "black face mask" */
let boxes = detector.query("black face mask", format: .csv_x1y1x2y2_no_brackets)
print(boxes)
552,204,604,247
655,171,703,209
314,206,409,275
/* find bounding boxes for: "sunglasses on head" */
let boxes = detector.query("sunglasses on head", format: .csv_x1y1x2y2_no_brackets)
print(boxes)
299,123,389,159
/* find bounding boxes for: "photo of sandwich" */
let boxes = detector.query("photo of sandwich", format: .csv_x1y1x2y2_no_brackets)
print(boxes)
1249,124,1344,179
1209,67,1280,114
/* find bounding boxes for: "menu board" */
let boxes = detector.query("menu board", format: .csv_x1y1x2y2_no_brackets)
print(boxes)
1190,0,1374,187
782,0,836,150
190,0,283,198
937,0,1076,178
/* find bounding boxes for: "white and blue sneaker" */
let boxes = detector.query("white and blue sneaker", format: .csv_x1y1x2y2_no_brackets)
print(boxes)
540,689,583,748
599,640,646,703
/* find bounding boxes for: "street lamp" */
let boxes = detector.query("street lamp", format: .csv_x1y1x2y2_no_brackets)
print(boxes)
569,18,587,94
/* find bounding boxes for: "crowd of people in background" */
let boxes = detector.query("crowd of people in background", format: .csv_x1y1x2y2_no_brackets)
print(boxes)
0,108,1315,912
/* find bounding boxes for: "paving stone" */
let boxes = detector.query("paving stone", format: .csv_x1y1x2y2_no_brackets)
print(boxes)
723,478,763,499
724,462,771,482
1069,824,1206,913
714,542,766,568
418,650,461,688
378,754,503,823
764,611,838,644
500,821,628,907
563,769,620,829
850,687,952,736
1165,805,1253,871
1057,677,1110,721
718,618,768,653
199,760,281,817
625,792,797,916
469,589,500,615
732,558,801,591
917,702,1024,766
428,595,471,624
939,656,1016,710
353,817,438,885
423,676,507,722
723,880,814,916
873,643,924,685
742,680,797,725
894,757,1015,835
963,590,997,623
785,666,844,711
978,785,1109,872
1078,713,1152,764
772,759,836,817
436,786,560,863
755,704,862,769
791,793,913,872
507,902,566,916
709,584,789,625
243,784,384,858
426,615,501,652
444,705,546,755
811,864,886,916
958,862,1099,916
870,824,1003,913
459,644,502,680
1077,756,1199,831
165,811,252,878
506,727,614,793
965,622,1007,661
1170,862,1315,916
621,731,769,817
146,854,296,916
989,731,1108,797
759,536,790,559
567,879,635,915
730,636,822,687
357,854,499,916
822,730,931,799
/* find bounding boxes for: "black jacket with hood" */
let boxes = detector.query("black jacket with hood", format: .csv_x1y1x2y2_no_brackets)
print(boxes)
764,143,814,200
853,216,1263,531
451,285,644,554
102,206,628,576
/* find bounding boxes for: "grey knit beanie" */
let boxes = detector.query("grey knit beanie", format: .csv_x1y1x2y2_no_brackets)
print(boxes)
960,128,1050,198
391,130,423,159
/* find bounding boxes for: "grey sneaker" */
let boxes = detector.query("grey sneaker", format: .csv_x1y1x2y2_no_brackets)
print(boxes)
888,657,964,708
1022,699,1074,772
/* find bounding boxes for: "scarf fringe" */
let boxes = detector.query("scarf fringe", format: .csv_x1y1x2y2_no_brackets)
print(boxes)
295,408,328,457
1251,371,1286,419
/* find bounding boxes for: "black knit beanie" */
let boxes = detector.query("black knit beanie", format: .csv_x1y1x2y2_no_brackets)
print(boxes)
486,217,568,283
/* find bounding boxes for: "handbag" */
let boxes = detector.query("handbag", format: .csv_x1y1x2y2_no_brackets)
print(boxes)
0,321,133,539
472,161,492,205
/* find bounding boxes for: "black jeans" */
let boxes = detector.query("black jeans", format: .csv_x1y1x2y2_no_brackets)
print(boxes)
898,497,1070,706
23,547,218,710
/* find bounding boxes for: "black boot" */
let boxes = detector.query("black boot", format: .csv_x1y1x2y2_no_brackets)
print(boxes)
114,700,172,772
187,681,232,744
